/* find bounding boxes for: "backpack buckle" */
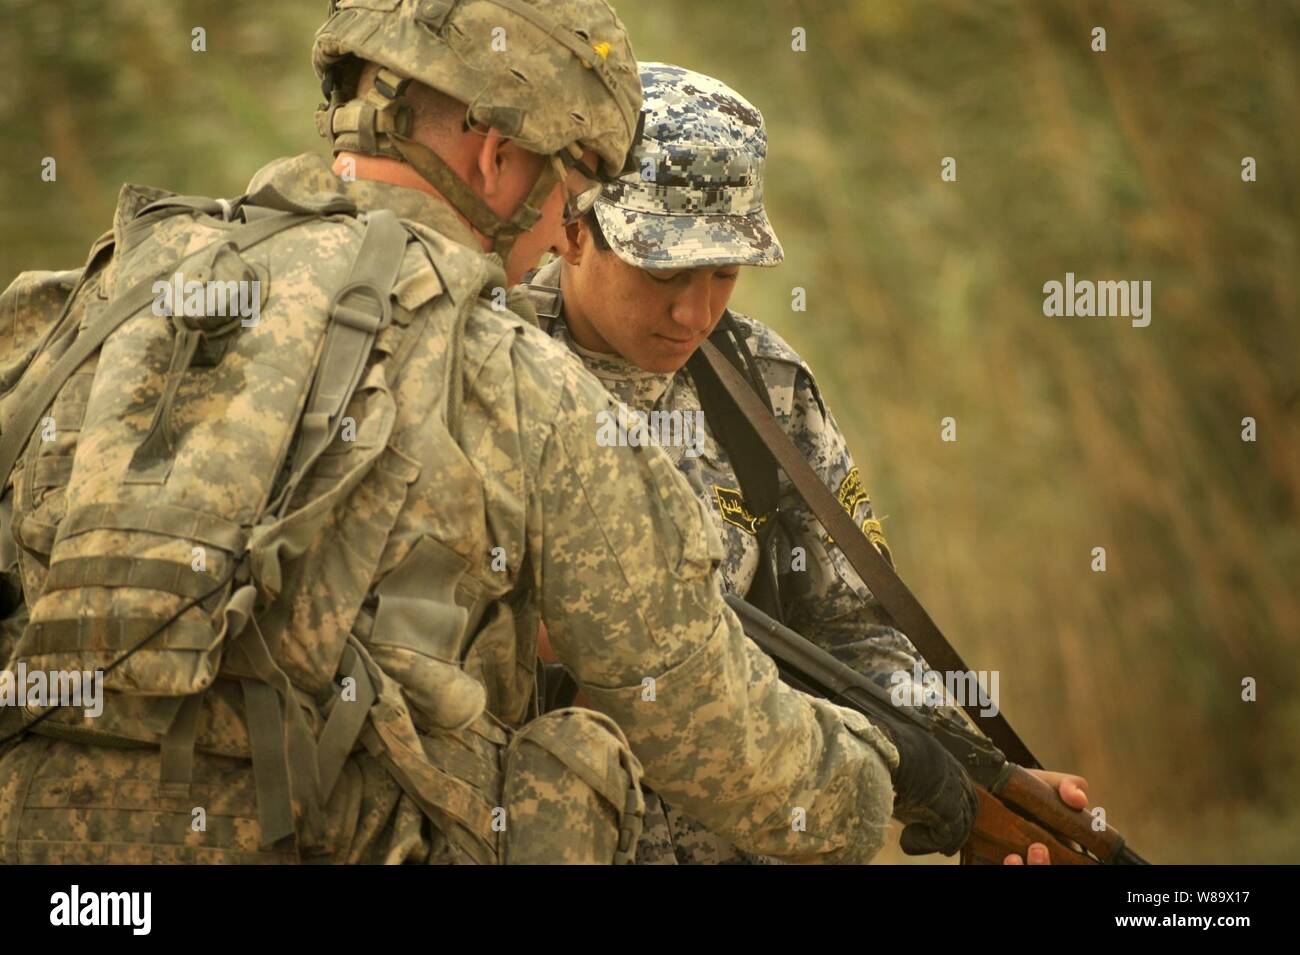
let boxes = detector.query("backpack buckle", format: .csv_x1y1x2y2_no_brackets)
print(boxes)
329,281,392,334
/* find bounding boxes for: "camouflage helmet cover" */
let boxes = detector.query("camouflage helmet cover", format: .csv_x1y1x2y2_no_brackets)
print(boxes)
594,62,784,270
312,0,642,178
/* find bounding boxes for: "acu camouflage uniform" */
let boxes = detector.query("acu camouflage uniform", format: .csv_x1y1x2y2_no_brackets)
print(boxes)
524,64,963,864
0,2,901,864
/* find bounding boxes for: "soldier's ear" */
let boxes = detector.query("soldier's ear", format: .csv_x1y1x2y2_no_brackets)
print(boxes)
475,127,510,197
561,219,586,266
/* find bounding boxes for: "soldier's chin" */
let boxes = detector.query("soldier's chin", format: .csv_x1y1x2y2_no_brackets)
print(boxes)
644,335,699,372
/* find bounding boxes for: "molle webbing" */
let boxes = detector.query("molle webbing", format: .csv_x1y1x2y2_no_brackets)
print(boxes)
54,502,247,553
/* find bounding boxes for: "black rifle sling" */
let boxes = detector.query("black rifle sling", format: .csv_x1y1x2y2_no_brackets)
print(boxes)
687,314,785,622
696,339,1041,769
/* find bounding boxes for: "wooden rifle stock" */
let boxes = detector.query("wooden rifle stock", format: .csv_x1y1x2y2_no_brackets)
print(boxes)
724,594,1149,865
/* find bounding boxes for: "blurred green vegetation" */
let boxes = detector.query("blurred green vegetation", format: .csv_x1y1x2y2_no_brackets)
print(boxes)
1,0,1297,862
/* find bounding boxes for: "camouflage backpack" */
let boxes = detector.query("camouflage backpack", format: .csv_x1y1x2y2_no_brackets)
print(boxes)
0,180,488,854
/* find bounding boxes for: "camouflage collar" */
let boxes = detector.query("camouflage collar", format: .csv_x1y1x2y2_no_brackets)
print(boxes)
244,153,481,251
556,325,676,410
530,260,676,409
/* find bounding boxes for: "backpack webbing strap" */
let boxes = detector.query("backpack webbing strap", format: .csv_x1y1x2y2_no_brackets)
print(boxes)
242,678,297,848
231,612,331,853
159,693,203,799
268,209,409,518
0,212,308,494
314,644,376,801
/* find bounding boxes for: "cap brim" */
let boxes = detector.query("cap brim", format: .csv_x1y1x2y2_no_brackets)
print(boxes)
593,202,784,270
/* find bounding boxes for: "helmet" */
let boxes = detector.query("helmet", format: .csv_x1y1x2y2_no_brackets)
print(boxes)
592,62,784,270
313,0,643,259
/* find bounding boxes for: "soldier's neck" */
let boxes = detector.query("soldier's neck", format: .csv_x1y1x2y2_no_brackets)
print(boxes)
333,153,491,253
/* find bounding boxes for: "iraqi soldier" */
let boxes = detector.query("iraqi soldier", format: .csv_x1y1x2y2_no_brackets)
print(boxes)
523,62,1085,864
0,3,975,863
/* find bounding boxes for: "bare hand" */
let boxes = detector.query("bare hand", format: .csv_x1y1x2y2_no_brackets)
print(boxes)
1001,769,1089,865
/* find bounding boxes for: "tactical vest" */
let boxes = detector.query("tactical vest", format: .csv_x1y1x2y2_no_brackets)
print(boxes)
0,183,508,860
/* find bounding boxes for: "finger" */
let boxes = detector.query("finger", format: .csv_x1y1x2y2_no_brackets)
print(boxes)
1027,769,1090,808
1058,776,1090,809
1028,843,1050,865
1003,854,1024,865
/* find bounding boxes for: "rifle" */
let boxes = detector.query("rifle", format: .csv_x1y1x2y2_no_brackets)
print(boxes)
725,594,1149,865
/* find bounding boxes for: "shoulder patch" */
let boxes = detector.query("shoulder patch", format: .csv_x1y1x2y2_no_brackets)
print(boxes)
836,467,871,514
836,467,894,566
713,485,770,536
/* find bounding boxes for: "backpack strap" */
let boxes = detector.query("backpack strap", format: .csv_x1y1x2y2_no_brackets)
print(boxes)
265,208,409,517
0,211,308,492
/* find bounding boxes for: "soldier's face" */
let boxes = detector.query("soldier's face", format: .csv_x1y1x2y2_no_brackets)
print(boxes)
561,221,741,373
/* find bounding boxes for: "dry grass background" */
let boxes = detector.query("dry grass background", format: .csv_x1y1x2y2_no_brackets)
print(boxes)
1,0,1296,862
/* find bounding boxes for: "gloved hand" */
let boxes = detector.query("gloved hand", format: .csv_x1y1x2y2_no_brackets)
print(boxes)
875,718,978,855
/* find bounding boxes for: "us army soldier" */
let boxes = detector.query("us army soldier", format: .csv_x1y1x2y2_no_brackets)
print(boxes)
0,1,975,863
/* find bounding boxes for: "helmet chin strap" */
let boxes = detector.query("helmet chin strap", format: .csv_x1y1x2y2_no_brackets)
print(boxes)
387,131,559,266
326,67,561,266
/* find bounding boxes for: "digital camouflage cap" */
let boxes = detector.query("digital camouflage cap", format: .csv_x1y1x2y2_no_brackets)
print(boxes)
593,62,784,270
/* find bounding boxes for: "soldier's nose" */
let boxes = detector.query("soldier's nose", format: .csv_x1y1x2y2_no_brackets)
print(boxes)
669,276,715,334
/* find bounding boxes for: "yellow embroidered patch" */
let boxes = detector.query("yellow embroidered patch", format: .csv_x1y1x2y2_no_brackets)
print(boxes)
837,467,870,514
591,42,612,61
862,517,894,566
713,486,769,536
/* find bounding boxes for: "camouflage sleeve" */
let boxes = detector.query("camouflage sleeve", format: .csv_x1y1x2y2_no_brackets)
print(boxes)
747,320,968,726
528,350,899,863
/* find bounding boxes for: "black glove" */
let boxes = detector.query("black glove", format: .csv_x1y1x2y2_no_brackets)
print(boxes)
875,717,978,856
